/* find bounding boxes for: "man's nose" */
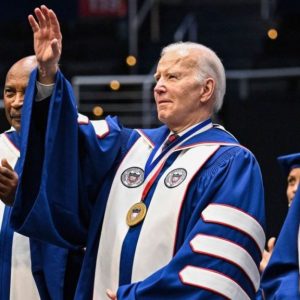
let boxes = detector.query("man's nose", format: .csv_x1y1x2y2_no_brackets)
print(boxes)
11,92,24,108
154,79,166,94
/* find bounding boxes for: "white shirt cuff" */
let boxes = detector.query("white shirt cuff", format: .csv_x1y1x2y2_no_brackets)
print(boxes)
35,81,55,102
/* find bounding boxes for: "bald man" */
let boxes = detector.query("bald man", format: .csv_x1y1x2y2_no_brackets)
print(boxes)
0,56,35,204
0,56,83,300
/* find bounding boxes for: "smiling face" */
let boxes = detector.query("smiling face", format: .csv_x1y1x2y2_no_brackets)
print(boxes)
3,56,36,131
153,48,215,132
286,167,300,206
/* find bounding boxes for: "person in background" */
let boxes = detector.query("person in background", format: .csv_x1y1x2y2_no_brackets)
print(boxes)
259,153,300,273
258,177,300,297
0,56,83,300
9,5,265,299
278,153,300,208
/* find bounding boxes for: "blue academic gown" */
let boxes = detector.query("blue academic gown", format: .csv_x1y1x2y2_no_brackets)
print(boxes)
0,130,83,299
258,188,300,299
11,69,266,299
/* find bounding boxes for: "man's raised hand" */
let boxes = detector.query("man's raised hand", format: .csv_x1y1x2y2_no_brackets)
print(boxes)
28,5,62,83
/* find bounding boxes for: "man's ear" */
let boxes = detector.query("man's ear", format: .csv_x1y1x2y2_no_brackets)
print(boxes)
199,78,215,104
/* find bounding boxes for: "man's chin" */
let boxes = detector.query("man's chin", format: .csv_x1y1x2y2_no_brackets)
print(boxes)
157,112,170,124
11,121,21,131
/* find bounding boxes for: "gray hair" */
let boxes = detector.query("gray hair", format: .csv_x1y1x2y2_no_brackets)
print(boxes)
161,42,226,112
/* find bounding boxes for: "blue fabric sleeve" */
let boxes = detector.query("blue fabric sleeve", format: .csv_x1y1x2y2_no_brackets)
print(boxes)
11,69,122,249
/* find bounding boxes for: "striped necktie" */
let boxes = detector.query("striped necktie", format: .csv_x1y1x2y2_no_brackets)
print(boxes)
162,133,179,151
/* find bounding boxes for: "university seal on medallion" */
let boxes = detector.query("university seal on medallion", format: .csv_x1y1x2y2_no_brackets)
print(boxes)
126,202,147,227
164,168,187,188
121,167,144,188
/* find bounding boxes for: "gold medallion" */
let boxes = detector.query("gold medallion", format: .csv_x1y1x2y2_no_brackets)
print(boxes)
126,202,147,227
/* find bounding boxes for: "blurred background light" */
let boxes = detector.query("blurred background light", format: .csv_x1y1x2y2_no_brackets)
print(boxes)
126,55,137,67
93,105,104,117
110,80,121,90
267,28,278,40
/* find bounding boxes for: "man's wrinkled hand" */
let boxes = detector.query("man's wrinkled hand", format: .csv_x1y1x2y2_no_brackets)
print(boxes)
28,5,62,82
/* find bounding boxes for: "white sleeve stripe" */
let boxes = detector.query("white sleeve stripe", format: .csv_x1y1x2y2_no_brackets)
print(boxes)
77,113,89,124
201,204,265,254
179,266,250,300
190,234,260,291
91,120,110,138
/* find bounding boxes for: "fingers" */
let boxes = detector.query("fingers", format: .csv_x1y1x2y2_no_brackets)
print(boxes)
51,39,61,58
41,5,51,29
106,289,117,300
259,237,276,273
0,166,18,181
29,6,59,35
1,159,13,171
28,15,39,33
0,182,10,196
28,7,46,34
41,5,62,40
48,8,62,38
29,5,62,46
0,181,16,206
0,159,18,182
34,7,47,29
28,4,62,77
267,237,276,251
0,163,18,206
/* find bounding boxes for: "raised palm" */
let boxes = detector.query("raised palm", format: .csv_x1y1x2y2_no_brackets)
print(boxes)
28,5,62,67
